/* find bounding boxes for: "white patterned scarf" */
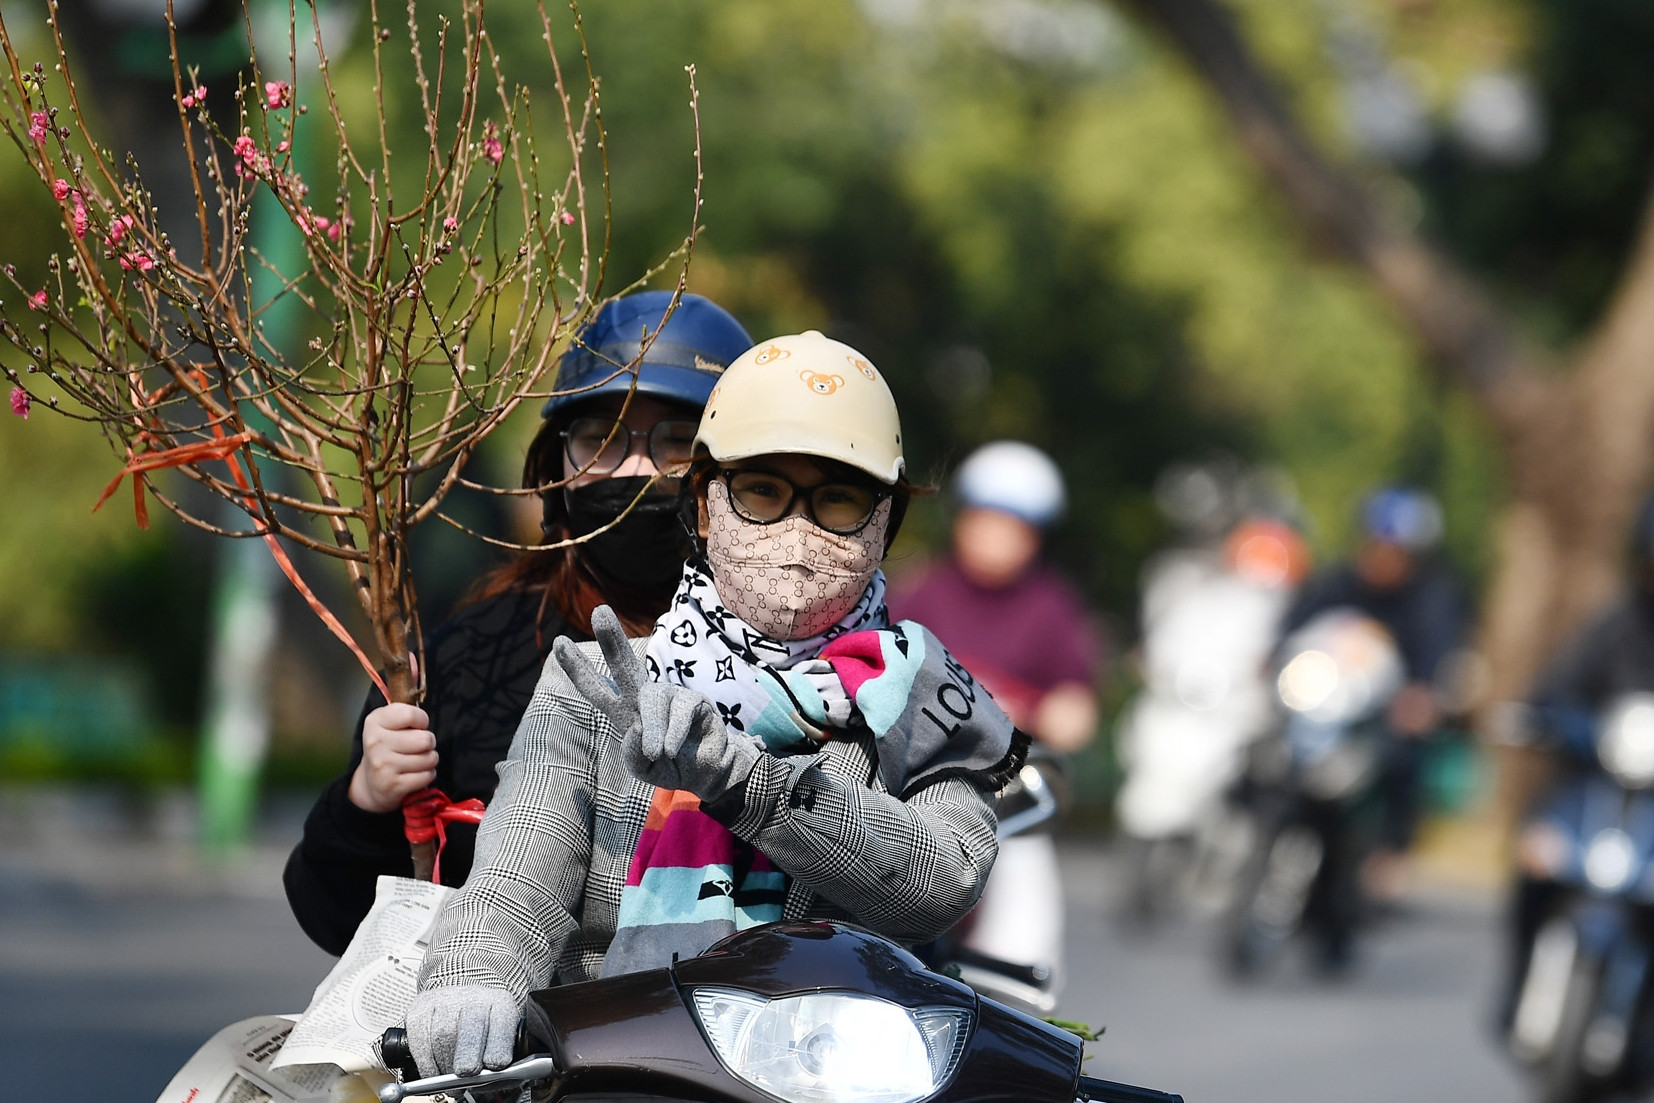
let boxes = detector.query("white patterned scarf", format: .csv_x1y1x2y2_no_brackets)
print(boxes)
601,560,1023,977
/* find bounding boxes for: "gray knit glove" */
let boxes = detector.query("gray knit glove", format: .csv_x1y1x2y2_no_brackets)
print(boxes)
554,605,762,802
404,984,520,1077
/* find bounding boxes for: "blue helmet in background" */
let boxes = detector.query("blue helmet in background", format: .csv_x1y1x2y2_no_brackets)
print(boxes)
1360,486,1443,553
540,290,753,419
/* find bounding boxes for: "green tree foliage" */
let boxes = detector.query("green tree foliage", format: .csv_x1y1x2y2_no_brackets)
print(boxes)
3,0,1539,714
1405,0,1654,339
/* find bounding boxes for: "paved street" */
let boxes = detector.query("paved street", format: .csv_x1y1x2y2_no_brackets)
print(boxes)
1055,844,1527,1102
0,787,1530,1102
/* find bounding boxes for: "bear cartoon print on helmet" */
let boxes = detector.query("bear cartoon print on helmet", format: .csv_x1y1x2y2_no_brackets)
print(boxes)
695,330,904,485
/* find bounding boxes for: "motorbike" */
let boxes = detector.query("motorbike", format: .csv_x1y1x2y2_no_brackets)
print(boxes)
1114,550,1290,924
374,919,1183,1103
1219,607,1401,977
1506,692,1654,1103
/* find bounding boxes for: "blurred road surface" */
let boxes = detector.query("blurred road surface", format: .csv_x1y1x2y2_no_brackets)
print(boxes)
0,786,1530,1102
1057,843,1527,1102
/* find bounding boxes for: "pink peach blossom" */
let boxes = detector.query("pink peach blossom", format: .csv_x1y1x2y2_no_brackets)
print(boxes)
264,81,292,109
28,112,48,144
51,179,70,201
443,216,458,232
560,211,575,225
28,290,47,310
9,387,29,418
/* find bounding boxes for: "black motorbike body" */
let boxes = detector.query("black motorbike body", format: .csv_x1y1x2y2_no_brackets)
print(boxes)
381,921,1181,1103
1221,712,1386,977
1507,764,1654,1103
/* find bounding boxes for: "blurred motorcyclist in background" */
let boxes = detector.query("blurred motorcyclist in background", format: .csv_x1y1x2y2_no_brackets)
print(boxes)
1114,512,1310,922
1500,492,1654,1030
892,441,1105,991
1277,485,1468,904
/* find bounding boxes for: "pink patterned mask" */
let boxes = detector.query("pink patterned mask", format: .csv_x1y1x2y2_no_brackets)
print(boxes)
704,479,890,641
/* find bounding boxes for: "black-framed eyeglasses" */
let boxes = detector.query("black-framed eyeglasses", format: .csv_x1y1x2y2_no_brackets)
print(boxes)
718,468,890,535
561,416,699,476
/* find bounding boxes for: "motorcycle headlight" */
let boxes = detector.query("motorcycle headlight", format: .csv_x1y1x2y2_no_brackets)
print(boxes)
1277,650,1341,717
1598,696,1654,788
1585,828,1638,892
690,988,971,1103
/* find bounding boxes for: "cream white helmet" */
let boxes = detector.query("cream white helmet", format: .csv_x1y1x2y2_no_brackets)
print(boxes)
695,331,905,484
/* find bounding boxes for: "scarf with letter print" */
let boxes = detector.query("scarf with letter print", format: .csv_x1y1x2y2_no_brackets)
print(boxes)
600,560,1021,976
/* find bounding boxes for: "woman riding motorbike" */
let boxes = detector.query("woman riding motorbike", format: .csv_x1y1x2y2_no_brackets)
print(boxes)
403,331,1026,1078
282,292,753,955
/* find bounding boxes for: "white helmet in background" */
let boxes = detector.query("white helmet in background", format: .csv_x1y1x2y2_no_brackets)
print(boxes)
954,441,1066,527
695,330,904,484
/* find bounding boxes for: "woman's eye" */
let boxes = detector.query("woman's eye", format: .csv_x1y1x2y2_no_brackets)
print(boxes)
818,487,863,507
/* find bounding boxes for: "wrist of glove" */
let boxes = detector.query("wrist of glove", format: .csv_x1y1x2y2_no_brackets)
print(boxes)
625,681,762,801
405,984,521,1077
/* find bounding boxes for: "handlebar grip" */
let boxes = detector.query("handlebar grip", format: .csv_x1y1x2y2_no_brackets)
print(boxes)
1079,1074,1185,1103
378,1027,420,1081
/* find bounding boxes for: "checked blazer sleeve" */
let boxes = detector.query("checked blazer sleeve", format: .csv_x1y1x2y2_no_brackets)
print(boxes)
416,640,651,1002
715,739,1001,946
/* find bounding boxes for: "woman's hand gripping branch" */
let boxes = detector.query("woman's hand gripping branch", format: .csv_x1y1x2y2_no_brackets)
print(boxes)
348,703,439,813
554,605,761,801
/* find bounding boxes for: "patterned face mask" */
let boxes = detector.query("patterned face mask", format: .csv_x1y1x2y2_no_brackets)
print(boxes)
704,478,891,641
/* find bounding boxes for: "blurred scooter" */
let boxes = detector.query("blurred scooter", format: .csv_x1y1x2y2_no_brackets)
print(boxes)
1114,520,1306,923
1507,693,1654,1103
918,750,1070,1014
1220,607,1402,977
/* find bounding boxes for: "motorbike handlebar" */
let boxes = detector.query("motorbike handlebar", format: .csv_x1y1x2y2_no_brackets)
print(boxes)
375,1053,560,1103
1079,1074,1185,1103
376,1025,558,1103
377,1027,419,1082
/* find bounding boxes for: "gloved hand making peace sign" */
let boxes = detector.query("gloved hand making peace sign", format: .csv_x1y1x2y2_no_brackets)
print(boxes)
553,605,762,801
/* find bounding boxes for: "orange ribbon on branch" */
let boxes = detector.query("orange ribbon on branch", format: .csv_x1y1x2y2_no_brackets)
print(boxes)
401,788,487,884
91,419,392,702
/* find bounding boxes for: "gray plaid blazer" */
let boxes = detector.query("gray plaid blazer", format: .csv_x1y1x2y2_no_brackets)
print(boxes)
417,639,1000,1001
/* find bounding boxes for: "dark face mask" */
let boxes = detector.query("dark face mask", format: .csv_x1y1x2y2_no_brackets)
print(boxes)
555,476,688,592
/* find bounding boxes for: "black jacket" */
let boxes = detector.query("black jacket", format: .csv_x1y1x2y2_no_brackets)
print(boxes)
1532,596,1654,714
284,589,580,955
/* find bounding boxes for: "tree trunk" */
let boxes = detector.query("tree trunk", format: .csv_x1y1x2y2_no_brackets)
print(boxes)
1120,0,1654,826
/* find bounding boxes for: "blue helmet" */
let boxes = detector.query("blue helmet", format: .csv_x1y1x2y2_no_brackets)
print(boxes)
1360,486,1443,553
541,291,752,419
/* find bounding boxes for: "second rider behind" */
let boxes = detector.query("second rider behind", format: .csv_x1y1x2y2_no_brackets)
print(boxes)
283,292,752,955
